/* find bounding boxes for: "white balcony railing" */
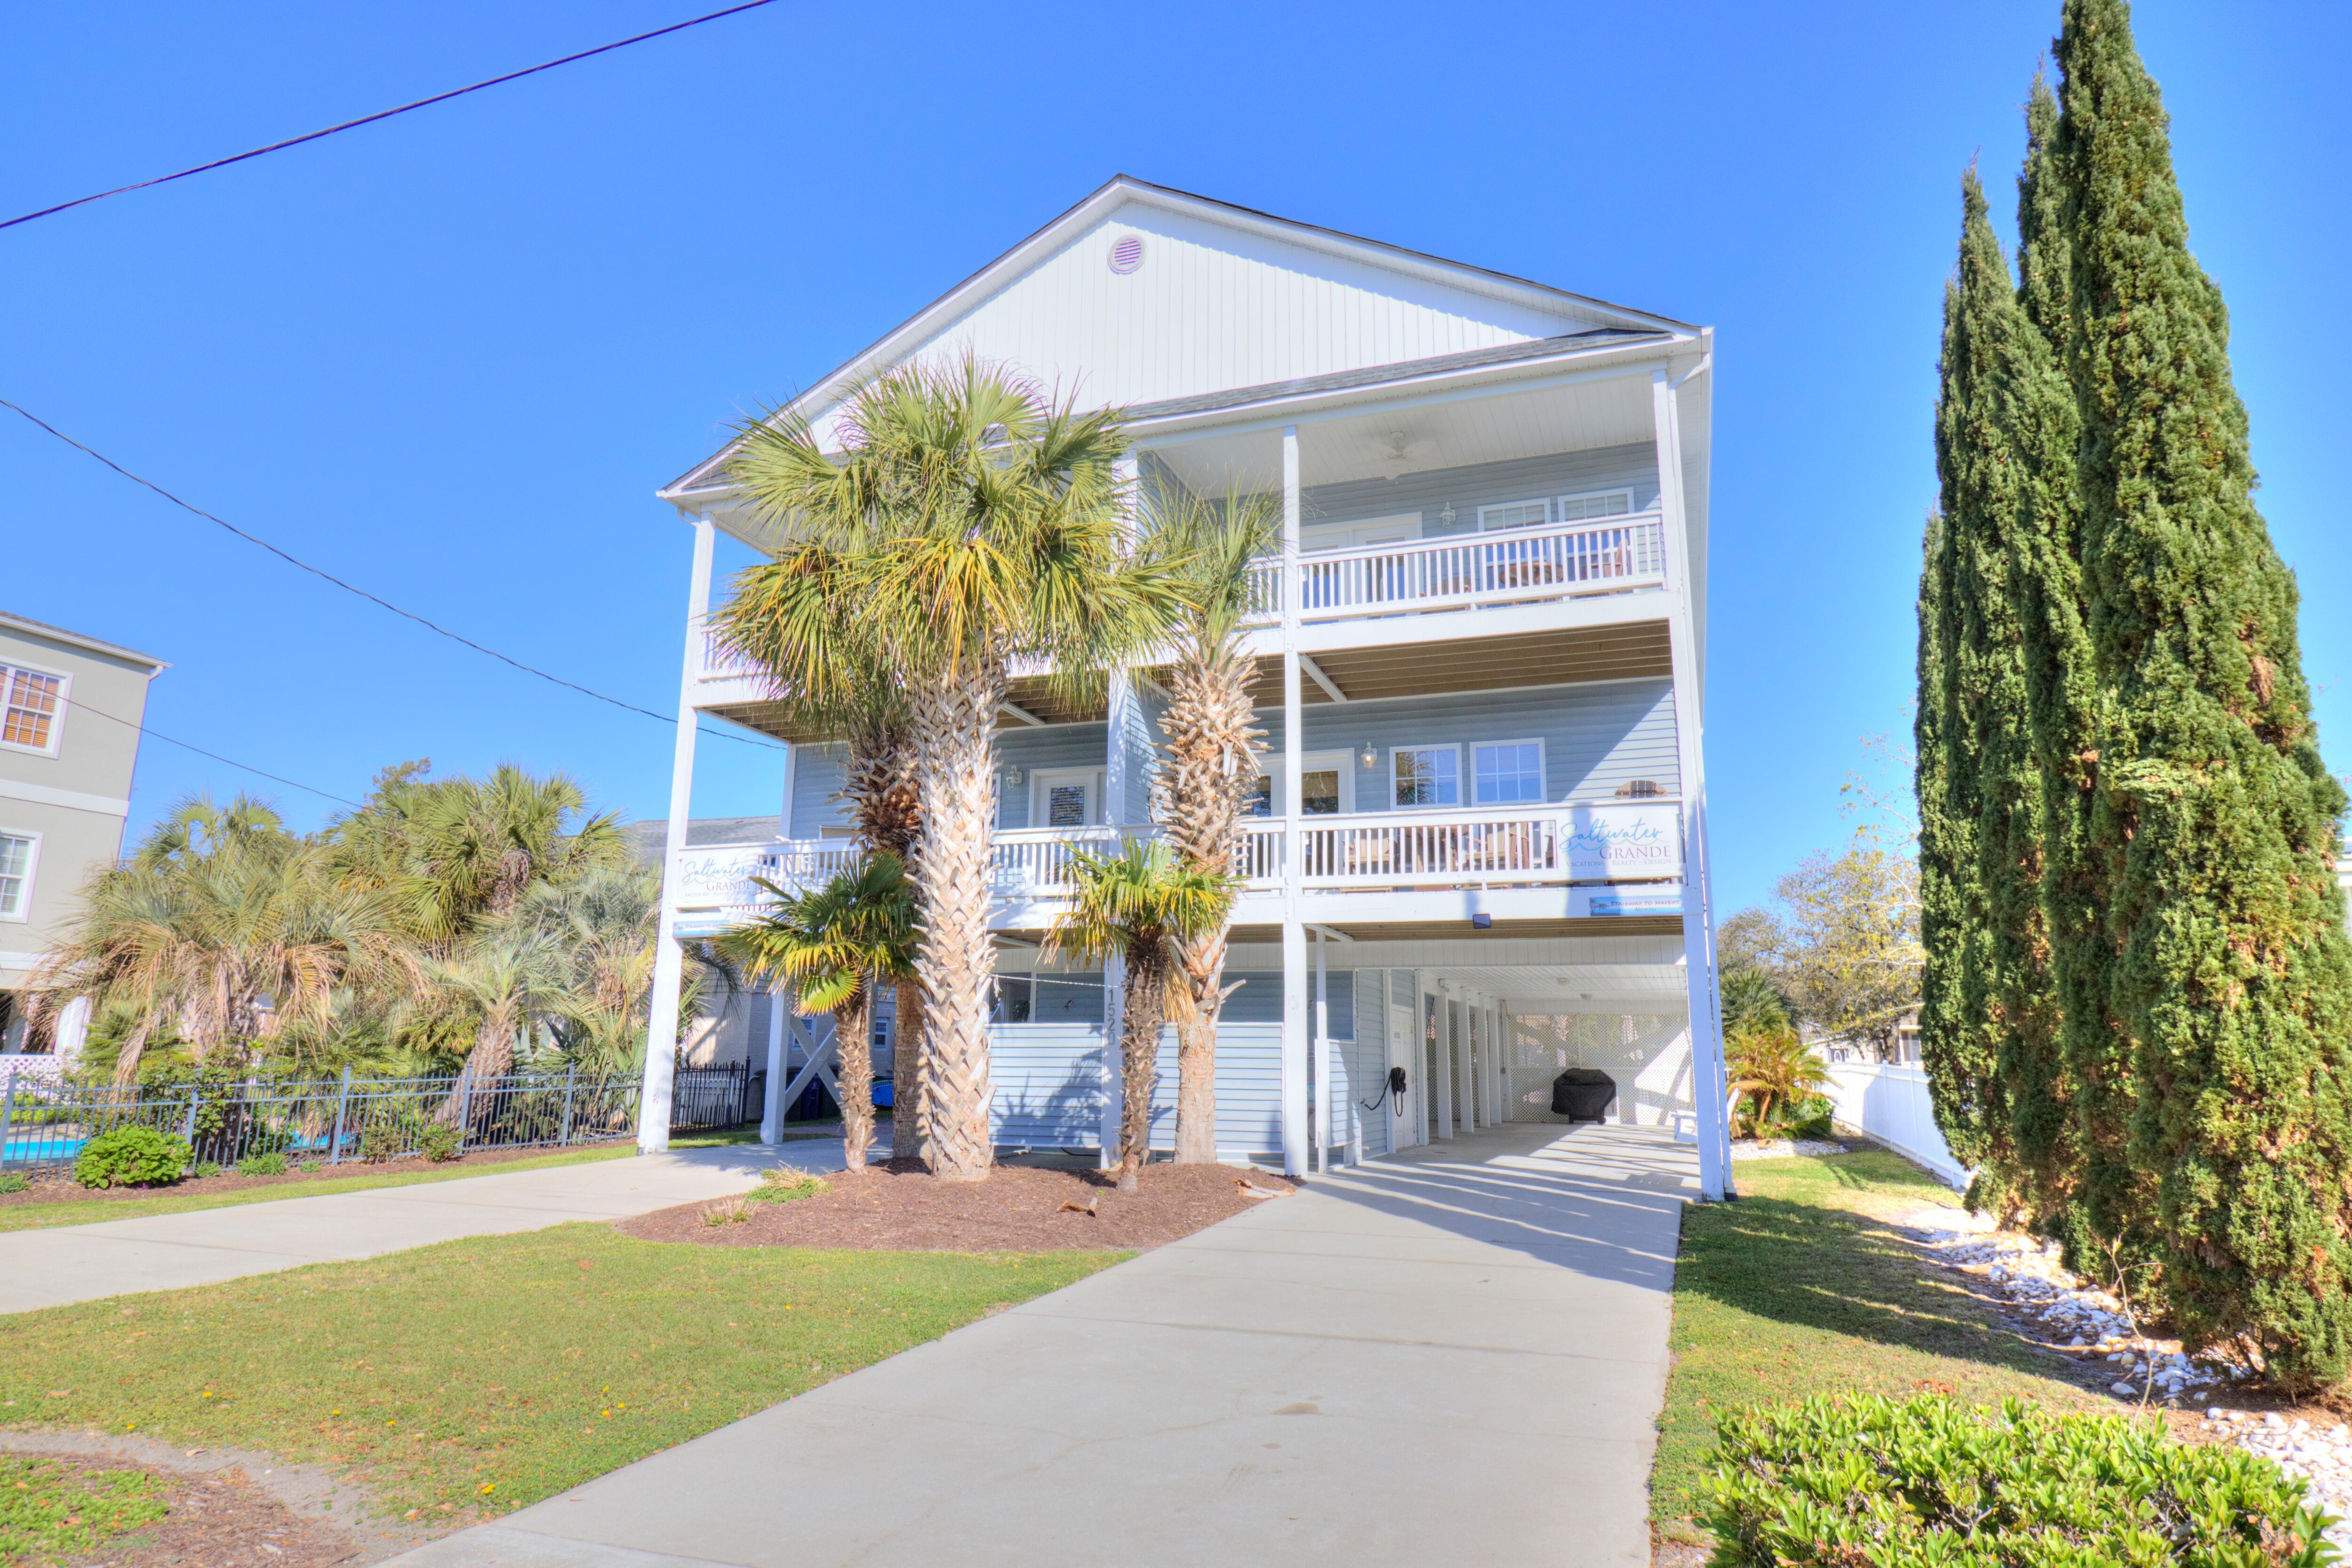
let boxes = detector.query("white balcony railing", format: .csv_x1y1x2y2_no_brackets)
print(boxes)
672,800,1682,918
1246,513,1666,626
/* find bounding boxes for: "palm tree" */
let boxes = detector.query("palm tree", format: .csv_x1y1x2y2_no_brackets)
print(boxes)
1047,841,1237,1192
1142,483,1278,1162
35,795,420,1072
1725,1022,1832,1137
510,867,674,1074
429,927,569,1128
717,854,917,1171
714,355,1184,1180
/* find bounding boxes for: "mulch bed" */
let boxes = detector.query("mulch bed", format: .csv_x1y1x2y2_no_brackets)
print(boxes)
0,1140,636,1211
15,1450,373,1568
615,1159,1303,1252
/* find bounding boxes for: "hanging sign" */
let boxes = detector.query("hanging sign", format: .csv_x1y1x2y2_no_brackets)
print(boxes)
1571,883,1683,919
674,845,772,908
1559,801,1683,881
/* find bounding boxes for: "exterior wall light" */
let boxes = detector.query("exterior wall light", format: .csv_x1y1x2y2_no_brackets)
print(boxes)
1004,766,1026,787
1357,740,1378,769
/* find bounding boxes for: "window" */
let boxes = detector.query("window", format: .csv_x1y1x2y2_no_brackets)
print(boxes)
1477,499,1549,532
1473,742,1545,805
1,666,64,753
1243,774,1273,818
1392,746,1460,808
1557,488,1635,523
0,832,34,921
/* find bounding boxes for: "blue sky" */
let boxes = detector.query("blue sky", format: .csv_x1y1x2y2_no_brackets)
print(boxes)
3,0,2343,914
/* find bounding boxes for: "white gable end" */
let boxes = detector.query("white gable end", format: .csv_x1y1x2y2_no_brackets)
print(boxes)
809,199,1612,444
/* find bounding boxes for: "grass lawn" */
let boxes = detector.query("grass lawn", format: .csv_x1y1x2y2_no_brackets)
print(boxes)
0,1224,1118,1525
0,1454,168,1560
1653,1149,2104,1545
0,1124,839,1235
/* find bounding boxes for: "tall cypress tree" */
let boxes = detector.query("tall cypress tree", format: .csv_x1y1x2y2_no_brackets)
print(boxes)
1921,174,2025,1191
2005,75,2097,1234
2056,0,2352,1387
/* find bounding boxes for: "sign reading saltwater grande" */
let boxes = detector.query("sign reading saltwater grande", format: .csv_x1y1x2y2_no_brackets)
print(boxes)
1559,801,1683,881
673,846,770,908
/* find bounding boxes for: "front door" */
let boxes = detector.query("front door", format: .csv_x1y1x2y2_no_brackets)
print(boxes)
1029,768,1103,828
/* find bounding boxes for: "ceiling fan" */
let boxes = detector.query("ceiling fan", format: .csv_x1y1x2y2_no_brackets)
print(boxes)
1374,428,1438,478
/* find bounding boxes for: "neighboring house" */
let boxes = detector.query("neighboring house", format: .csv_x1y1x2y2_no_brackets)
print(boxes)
646,177,1734,1194
0,611,166,1057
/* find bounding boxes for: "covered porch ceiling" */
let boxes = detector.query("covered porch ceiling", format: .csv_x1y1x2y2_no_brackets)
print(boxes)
1137,365,1661,499
1232,619,1670,707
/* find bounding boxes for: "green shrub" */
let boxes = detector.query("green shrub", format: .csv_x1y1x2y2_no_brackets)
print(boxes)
74,1128,192,1190
236,1152,287,1178
193,1161,222,1179
299,1159,322,1173
358,1119,405,1162
417,1122,463,1163
0,1172,30,1194
1705,1394,2336,1568
746,1171,827,1204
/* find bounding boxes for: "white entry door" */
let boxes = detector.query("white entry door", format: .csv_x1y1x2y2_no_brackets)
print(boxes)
1029,768,1104,828
1389,1004,1421,1148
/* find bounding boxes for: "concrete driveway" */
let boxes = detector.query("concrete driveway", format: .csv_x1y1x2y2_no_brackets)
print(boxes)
0,1143,839,1315
389,1122,1696,1568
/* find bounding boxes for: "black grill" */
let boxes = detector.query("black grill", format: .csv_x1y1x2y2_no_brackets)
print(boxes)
1550,1069,1617,1122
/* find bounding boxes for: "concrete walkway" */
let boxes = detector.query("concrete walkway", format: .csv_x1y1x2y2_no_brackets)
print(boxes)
391,1122,1697,1568
0,1144,840,1314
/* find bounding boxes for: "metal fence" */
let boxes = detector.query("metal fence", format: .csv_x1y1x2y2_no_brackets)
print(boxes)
0,1061,763,1174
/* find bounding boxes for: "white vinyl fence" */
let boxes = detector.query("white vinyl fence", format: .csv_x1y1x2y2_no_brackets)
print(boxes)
1823,1062,1972,1189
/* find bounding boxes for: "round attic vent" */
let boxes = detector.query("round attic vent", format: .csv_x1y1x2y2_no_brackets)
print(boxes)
1108,234,1144,275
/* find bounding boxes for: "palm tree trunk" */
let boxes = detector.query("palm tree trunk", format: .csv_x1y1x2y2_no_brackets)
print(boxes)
907,662,1004,1181
1119,956,1169,1193
891,974,926,1165
437,1015,516,1128
834,984,876,1170
1173,932,1226,1163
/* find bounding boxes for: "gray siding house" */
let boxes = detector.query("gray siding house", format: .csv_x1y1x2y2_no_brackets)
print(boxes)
0,611,165,1056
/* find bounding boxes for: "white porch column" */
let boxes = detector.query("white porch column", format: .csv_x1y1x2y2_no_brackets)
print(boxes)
1487,997,1505,1125
638,512,716,1155
1653,367,1731,1201
1433,982,1455,1138
1278,424,1308,1177
1416,971,1446,1139
1312,931,1330,1174
778,741,797,838
53,995,92,1070
759,984,788,1145
1106,452,1143,833
1455,990,1476,1134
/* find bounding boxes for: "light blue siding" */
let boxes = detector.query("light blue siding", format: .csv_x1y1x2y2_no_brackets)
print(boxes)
986,1020,1283,1161
1257,679,1678,807
1222,970,1353,1036
1299,443,1659,539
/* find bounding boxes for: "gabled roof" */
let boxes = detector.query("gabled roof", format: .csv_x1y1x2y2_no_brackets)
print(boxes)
660,175,1698,503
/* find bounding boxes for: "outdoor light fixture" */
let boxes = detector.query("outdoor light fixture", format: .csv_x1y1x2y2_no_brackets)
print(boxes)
1357,739,1377,769
1004,766,1026,786
1471,912,1493,929
1438,502,1457,530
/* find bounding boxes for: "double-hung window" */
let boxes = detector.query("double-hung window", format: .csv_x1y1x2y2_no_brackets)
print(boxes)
1472,742,1545,804
1,665,65,754
1557,488,1634,522
1392,745,1460,808
0,831,35,920
1477,499,1549,532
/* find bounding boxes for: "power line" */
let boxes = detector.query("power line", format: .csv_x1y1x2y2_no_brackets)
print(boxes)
0,0,786,233
1,396,781,751
65,694,361,808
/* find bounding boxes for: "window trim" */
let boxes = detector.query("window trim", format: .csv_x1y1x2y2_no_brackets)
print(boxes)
1470,738,1548,806
1555,486,1636,523
1389,743,1464,811
1475,498,1551,533
0,826,40,923
0,658,72,759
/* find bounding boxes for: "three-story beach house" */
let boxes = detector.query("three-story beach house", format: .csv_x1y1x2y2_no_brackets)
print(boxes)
641,178,1733,1198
